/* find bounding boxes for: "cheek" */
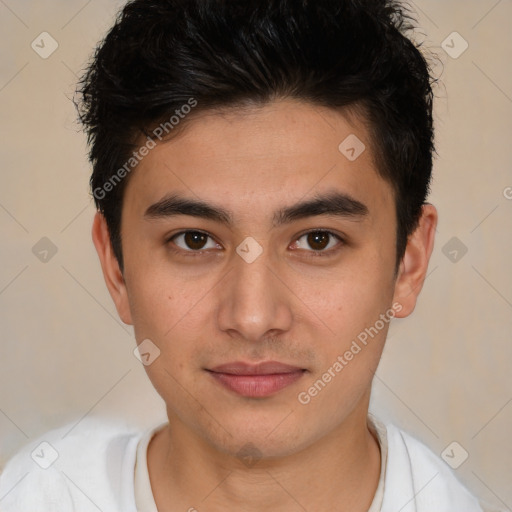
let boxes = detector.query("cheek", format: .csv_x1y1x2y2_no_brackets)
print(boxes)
126,274,202,408
320,257,395,340
124,274,168,340
301,250,396,396
125,267,216,371
295,269,395,426
123,234,194,324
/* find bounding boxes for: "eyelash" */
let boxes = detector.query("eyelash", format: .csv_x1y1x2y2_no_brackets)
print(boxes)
166,229,344,258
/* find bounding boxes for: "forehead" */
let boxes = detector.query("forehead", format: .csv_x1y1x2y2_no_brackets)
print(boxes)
124,99,393,221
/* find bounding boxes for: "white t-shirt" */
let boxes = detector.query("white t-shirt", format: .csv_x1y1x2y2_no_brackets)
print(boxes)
0,415,500,512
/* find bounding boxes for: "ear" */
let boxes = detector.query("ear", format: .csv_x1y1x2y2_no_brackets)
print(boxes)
91,212,133,325
392,204,438,317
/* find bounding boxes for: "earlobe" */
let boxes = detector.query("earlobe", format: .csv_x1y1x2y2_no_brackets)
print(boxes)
91,212,133,325
392,204,438,318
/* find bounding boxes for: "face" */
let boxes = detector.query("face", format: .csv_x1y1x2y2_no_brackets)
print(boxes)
94,99,435,459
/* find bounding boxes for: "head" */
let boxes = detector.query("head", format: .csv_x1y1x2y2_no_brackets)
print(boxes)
78,0,437,459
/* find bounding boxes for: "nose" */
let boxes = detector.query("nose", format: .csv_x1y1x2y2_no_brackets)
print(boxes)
216,247,293,344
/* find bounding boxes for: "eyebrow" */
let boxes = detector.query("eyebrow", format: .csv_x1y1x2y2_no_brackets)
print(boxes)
144,190,369,227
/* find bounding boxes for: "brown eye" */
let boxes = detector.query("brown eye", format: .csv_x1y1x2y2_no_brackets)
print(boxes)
184,231,208,250
171,231,218,251
307,231,330,251
293,230,342,253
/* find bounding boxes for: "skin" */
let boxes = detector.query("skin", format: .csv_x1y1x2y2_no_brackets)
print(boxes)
93,98,437,511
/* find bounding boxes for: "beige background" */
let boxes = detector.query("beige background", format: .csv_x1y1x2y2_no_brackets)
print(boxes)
0,0,511,509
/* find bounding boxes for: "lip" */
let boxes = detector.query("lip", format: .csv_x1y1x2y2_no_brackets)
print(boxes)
207,361,306,398
210,361,304,375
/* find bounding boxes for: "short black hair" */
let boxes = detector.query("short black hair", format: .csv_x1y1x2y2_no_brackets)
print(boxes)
76,0,436,272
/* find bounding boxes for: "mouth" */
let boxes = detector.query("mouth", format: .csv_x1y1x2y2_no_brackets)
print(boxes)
206,361,307,398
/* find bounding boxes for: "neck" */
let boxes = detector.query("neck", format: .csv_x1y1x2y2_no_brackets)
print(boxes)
148,402,381,511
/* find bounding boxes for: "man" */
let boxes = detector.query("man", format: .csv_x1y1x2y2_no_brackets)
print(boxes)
0,0,499,510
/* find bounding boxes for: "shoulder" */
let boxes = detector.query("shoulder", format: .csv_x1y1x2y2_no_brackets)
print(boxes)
383,422,491,512
0,417,145,512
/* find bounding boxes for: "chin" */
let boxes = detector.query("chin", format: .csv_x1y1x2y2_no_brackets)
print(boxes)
202,418,315,462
